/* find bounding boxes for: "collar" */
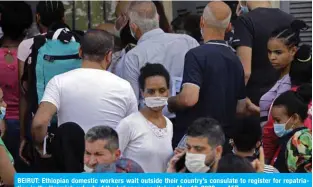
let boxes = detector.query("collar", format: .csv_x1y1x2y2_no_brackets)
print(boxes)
206,40,228,44
138,28,164,44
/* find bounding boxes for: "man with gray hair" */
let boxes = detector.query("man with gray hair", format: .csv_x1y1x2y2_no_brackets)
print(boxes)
31,30,138,148
168,1,258,150
120,1,199,124
84,126,143,173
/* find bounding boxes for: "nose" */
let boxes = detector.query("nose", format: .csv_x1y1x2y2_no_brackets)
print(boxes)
269,53,277,61
89,155,98,166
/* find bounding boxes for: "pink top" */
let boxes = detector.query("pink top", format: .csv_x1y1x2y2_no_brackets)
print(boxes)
0,48,19,120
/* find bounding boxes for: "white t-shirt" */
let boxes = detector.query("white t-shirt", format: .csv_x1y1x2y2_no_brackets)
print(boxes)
17,37,34,62
41,68,138,132
116,112,173,173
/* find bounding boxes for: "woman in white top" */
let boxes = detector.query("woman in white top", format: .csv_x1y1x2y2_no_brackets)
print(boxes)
116,63,173,172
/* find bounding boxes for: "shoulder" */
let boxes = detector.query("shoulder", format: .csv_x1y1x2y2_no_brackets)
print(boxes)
18,37,34,49
119,112,143,125
264,164,279,173
164,116,173,129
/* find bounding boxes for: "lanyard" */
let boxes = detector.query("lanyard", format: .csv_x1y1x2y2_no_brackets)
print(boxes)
205,41,236,52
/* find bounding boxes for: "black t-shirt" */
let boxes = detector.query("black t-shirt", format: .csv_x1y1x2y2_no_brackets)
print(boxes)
176,40,246,138
233,8,294,105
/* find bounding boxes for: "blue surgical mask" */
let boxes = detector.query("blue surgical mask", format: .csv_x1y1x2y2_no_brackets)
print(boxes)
0,107,6,120
240,5,249,14
274,117,293,137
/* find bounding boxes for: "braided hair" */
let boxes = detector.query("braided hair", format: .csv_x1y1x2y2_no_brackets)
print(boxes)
36,1,65,27
271,20,312,86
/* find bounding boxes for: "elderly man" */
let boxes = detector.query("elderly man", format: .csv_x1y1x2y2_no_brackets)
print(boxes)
168,1,258,150
84,126,143,173
120,1,199,123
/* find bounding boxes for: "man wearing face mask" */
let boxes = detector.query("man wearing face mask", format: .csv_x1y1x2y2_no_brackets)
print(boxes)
84,126,143,173
167,118,225,173
31,29,138,149
232,1,294,106
120,1,199,126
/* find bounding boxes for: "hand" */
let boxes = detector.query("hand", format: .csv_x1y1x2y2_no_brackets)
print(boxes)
19,139,30,165
251,146,265,173
174,147,185,155
166,150,186,173
0,120,6,137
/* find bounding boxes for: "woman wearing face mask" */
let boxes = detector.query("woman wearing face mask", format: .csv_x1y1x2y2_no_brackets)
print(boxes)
116,63,173,173
0,87,15,186
270,84,312,173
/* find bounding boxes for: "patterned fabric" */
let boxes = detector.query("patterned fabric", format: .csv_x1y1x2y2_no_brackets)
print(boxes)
286,128,312,172
94,158,144,173
260,74,291,120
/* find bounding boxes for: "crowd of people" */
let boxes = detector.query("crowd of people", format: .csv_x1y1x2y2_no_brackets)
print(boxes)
0,0,312,185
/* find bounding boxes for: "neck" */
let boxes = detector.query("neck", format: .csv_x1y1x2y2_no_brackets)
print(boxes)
40,26,48,34
140,107,164,120
280,64,291,78
81,60,105,70
234,149,255,158
249,2,271,10
1,37,21,47
203,28,225,43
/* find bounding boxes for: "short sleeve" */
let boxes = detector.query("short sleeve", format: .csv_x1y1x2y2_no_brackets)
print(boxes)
233,16,253,48
17,38,33,62
182,50,203,88
126,85,138,116
41,76,61,110
116,118,132,154
237,65,246,100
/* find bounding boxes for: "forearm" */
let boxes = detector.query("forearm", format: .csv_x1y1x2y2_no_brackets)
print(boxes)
31,121,48,146
168,95,188,113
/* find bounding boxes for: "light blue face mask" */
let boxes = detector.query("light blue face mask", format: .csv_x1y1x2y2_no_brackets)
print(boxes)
274,117,293,137
0,107,6,120
240,5,249,14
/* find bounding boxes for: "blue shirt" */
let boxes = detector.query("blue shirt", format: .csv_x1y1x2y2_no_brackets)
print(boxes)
176,40,246,138
120,28,199,118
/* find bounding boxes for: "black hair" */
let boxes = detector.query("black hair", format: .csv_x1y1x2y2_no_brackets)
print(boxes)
270,20,309,47
187,118,225,148
120,20,137,48
171,14,202,43
273,83,312,122
36,1,65,27
217,154,256,173
138,63,170,90
290,44,312,86
81,29,114,63
85,126,119,152
233,116,262,152
0,2,33,41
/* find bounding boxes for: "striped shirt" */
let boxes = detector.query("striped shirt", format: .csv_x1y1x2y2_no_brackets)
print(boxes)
259,74,291,121
264,164,280,173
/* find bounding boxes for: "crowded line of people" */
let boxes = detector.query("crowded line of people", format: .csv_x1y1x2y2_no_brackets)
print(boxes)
0,0,311,185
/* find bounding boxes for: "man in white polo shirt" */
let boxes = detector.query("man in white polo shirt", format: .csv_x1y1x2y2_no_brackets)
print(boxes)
31,29,138,147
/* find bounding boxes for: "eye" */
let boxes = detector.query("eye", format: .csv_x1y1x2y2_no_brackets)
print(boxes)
159,88,166,93
147,89,155,95
85,151,91,155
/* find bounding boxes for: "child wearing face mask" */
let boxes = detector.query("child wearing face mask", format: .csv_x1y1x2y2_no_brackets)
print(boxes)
270,84,312,173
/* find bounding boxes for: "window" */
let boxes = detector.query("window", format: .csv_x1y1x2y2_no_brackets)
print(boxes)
63,1,117,31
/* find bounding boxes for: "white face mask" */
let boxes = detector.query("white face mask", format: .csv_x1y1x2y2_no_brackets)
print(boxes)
185,152,212,173
144,97,168,108
84,165,94,173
